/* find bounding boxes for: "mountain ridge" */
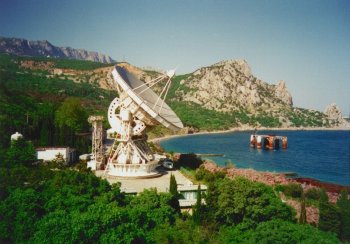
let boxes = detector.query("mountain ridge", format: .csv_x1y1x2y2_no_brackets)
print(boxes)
1,52,348,131
0,36,115,63
165,59,349,129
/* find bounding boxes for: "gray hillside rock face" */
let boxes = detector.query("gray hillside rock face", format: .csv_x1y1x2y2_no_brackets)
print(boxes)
0,37,115,63
275,80,293,106
177,59,293,112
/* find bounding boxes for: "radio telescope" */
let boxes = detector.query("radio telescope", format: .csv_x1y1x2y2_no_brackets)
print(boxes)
104,65,183,177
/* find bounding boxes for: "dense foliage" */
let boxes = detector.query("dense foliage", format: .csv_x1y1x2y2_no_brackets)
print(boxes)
276,182,350,242
0,54,345,243
337,189,350,241
0,144,342,243
0,53,115,154
219,219,339,243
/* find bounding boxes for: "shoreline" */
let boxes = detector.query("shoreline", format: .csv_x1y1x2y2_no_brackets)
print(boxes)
202,161,349,197
150,126,350,144
150,127,350,190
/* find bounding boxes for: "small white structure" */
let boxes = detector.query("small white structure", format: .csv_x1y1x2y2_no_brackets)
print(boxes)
11,132,23,141
36,147,76,165
178,185,207,209
79,154,91,161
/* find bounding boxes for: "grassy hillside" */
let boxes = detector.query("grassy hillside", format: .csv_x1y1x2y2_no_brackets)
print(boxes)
0,53,338,151
0,53,115,151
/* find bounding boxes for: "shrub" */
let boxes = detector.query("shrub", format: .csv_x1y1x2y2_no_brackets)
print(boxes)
274,184,285,192
195,167,225,183
282,183,303,198
305,187,323,201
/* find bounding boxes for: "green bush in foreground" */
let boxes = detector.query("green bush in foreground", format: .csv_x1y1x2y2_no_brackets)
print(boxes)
205,177,295,226
0,145,342,243
219,219,339,243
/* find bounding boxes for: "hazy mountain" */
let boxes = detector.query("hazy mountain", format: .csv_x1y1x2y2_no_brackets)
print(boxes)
0,36,115,63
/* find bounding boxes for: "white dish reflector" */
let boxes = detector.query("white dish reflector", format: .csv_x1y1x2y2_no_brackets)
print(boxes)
112,66,183,131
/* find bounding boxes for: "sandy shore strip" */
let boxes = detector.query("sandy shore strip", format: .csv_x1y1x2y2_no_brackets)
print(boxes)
150,125,350,144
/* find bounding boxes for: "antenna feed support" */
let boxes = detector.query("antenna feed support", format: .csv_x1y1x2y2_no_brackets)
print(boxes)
166,69,176,78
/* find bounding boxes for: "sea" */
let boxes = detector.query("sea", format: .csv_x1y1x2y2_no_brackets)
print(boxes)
160,130,350,186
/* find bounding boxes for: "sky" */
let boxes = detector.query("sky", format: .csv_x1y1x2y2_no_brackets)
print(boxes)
1,0,349,114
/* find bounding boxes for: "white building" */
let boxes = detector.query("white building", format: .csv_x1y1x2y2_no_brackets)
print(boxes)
178,185,207,210
36,147,76,165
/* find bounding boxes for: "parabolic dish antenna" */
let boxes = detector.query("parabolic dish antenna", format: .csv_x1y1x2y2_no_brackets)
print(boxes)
104,65,183,177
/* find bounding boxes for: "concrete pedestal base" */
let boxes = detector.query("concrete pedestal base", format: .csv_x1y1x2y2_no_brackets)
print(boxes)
106,161,160,178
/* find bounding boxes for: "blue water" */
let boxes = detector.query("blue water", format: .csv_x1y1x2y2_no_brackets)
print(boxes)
160,130,350,186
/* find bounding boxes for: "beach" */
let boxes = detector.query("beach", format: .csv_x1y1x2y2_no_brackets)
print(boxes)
150,125,350,144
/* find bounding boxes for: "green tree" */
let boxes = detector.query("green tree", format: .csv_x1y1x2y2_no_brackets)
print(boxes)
127,188,177,241
31,210,73,243
337,189,350,241
149,219,207,243
283,182,303,198
319,196,341,236
192,184,202,224
207,177,294,226
0,188,43,243
55,97,88,132
169,174,180,213
252,219,339,243
55,97,89,152
205,181,219,222
299,190,307,224
5,138,36,166
305,187,323,201
35,102,56,146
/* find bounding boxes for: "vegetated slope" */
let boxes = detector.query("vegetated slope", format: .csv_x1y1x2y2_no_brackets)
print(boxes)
165,60,348,130
84,60,347,132
0,53,116,149
1,52,347,140
0,36,115,63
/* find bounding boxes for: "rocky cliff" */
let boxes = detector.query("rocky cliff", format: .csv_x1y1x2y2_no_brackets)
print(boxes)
168,60,347,129
0,37,115,63
173,60,293,113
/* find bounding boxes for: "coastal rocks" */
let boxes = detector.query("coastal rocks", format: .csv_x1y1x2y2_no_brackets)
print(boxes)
202,161,290,186
324,103,342,120
201,161,346,225
324,103,350,128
